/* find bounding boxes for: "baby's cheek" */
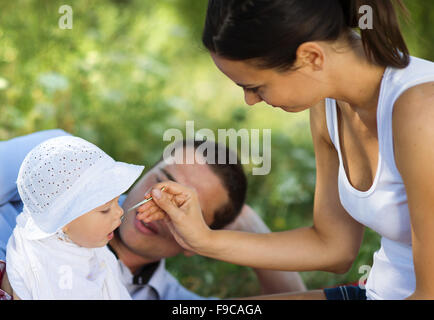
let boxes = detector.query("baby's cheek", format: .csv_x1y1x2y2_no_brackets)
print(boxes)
81,226,105,246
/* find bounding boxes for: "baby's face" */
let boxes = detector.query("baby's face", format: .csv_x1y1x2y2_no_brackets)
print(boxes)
62,197,124,248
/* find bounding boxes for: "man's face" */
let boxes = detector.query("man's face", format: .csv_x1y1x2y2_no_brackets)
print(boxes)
117,158,229,261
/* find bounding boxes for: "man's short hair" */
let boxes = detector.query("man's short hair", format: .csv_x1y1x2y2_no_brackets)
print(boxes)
160,139,247,229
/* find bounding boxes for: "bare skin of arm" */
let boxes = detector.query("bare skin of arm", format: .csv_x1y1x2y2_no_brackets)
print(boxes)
393,82,434,299
225,204,306,294
139,101,365,275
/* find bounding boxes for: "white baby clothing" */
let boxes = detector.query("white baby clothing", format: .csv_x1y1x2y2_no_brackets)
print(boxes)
6,136,144,299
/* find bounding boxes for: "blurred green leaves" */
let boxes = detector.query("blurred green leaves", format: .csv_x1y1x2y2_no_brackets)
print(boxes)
1,0,432,298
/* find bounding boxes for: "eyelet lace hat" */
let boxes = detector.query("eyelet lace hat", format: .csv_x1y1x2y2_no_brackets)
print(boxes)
16,136,144,239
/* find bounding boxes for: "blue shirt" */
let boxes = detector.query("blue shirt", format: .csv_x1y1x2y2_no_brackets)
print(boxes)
0,130,213,300
0,129,71,261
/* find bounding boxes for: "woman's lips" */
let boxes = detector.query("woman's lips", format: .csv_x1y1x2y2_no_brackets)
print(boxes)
134,216,158,235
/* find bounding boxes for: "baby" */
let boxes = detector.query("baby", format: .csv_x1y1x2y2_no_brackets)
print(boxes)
5,136,144,299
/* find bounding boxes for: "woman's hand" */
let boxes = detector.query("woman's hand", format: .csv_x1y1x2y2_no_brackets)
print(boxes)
136,181,213,252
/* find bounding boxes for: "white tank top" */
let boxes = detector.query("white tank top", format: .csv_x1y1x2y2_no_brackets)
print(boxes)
325,56,434,300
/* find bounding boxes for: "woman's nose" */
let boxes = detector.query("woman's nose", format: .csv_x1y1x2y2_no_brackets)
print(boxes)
244,90,262,106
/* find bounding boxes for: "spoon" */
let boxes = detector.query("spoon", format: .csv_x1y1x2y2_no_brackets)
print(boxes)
120,187,166,223
127,186,167,213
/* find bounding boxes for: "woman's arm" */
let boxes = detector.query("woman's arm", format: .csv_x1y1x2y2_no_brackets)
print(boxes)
224,204,306,293
140,102,365,273
393,82,434,299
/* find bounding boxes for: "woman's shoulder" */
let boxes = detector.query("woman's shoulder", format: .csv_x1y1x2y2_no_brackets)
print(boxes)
389,57,434,136
392,82,434,167
393,81,434,126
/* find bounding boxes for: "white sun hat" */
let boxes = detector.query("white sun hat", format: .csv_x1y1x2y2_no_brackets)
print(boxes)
16,136,144,240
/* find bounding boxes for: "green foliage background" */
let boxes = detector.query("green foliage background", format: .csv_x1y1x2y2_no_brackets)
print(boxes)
0,0,432,298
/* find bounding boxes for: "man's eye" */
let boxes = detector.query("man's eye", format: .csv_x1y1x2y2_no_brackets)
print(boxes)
101,209,110,214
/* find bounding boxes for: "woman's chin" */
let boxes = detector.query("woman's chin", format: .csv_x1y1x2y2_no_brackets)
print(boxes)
279,105,310,113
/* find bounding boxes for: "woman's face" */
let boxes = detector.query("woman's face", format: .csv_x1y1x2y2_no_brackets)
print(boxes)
63,196,124,248
210,52,328,113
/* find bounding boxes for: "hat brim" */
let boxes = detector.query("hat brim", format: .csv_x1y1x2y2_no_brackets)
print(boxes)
23,161,144,239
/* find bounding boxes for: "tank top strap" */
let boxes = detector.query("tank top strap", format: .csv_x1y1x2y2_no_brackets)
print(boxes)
324,98,338,149
325,97,348,170
377,57,434,177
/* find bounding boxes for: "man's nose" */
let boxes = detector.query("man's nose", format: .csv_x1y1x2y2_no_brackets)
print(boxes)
244,90,262,106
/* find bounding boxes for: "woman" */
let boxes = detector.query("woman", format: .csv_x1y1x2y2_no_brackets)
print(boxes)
139,0,434,300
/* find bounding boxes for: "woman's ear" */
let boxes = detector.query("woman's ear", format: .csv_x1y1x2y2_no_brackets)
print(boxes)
295,42,325,71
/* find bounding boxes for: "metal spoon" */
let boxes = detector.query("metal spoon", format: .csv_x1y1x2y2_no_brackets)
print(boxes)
127,186,167,213
120,186,166,224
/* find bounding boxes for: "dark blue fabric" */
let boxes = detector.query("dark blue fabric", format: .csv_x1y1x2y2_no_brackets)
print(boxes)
324,285,367,300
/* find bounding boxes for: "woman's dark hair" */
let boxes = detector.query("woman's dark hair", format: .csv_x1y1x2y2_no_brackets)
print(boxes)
202,0,410,70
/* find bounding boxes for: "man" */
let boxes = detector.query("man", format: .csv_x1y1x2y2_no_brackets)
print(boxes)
0,129,305,299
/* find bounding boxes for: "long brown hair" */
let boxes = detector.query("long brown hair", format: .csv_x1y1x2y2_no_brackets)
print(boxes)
202,0,410,70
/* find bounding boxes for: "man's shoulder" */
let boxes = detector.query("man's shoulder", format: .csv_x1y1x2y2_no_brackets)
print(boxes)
0,129,71,203
117,257,217,300
0,129,72,261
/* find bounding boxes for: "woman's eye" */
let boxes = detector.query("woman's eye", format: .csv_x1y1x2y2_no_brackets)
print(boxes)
101,209,110,214
155,176,162,183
